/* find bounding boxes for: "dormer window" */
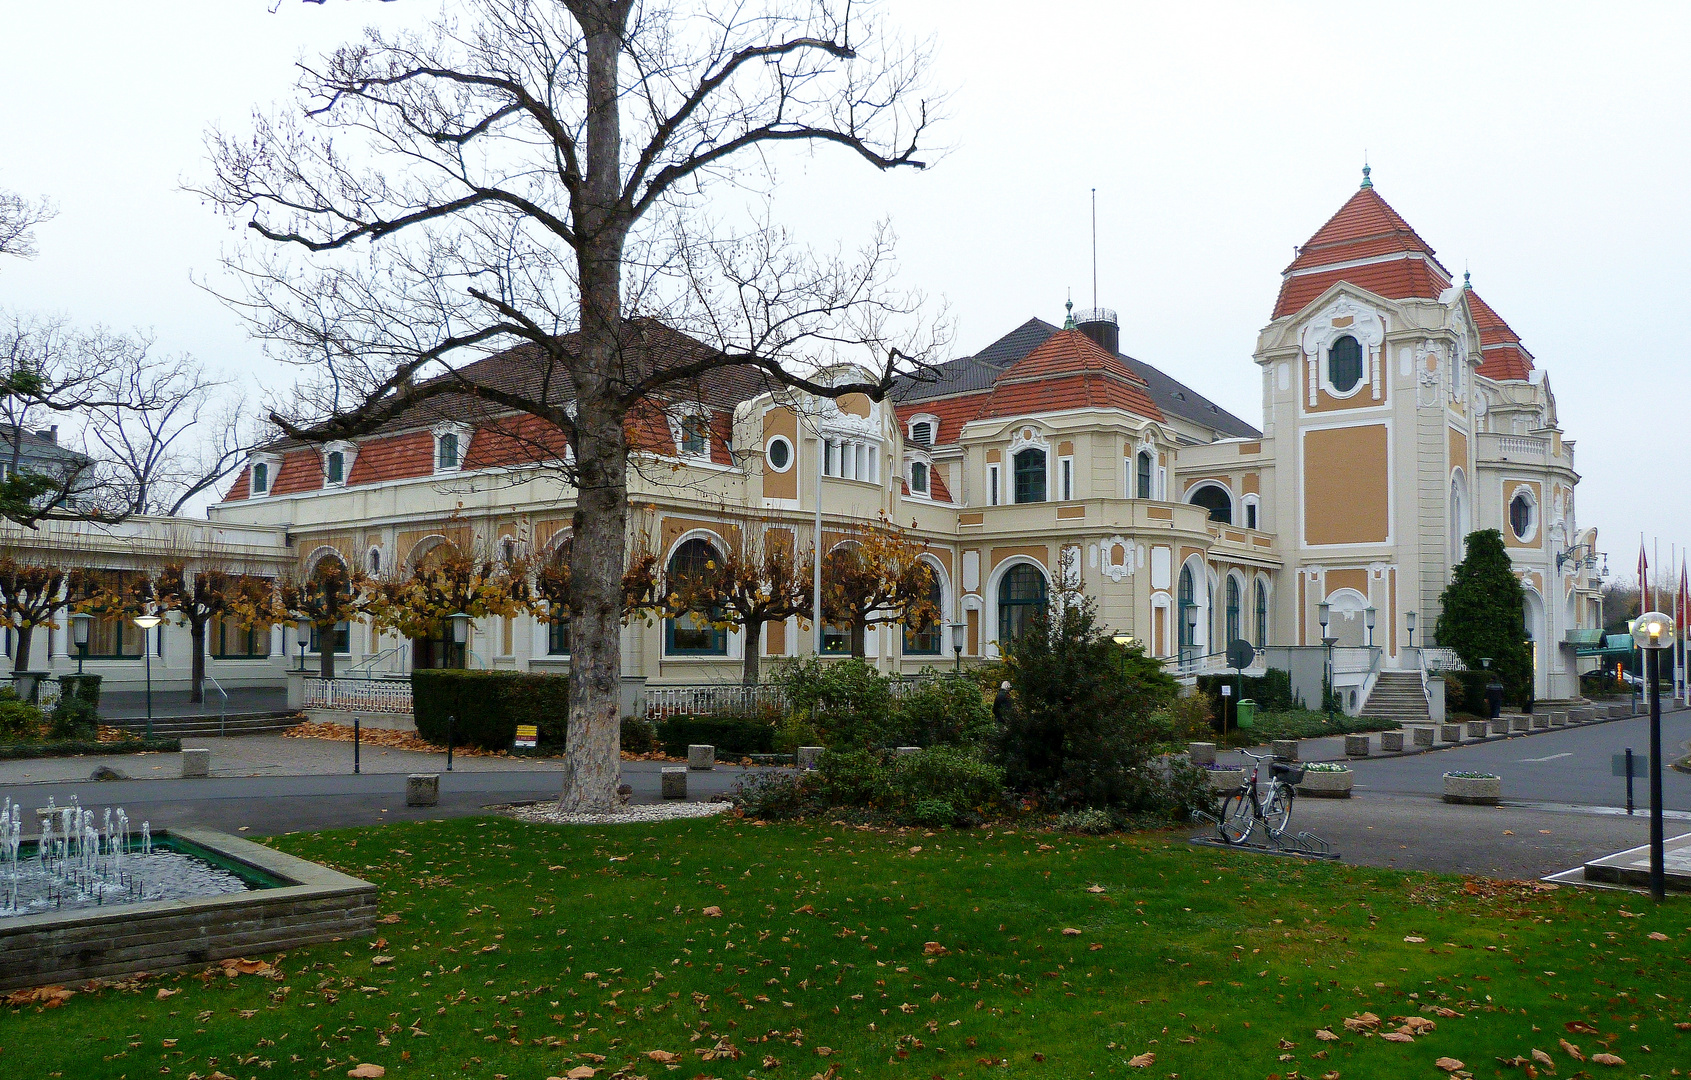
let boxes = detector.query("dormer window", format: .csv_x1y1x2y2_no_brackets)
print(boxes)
910,420,933,446
910,460,929,495
679,414,710,457
246,452,281,498
432,424,471,474
251,461,270,495
325,451,344,484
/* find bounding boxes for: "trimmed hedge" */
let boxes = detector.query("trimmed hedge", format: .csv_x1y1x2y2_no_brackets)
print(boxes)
1195,668,1297,714
57,674,103,710
0,737,180,760
657,715,776,758
412,670,569,751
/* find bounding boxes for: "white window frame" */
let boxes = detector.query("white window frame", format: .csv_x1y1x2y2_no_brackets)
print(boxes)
910,459,929,495
670,406,713,462
1508,484,1539,544
322,440,356,488
247,452,281,498
987,463,1001,506
907,413,939,447
1242,493,1261,531
432,424,472,474
764,434,794,473
1059,455,1074,502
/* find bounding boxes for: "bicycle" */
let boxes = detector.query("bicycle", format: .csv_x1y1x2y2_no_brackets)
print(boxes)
1216,748,1303,845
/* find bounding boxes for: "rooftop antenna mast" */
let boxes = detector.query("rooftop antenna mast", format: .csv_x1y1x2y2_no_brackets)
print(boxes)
1091,187,1098,311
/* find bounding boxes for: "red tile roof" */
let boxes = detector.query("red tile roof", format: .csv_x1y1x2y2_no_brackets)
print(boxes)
1273,187,1454,318
1465,288,1536,381
928,464,953,504
973,329,1164,422
895,391,992,447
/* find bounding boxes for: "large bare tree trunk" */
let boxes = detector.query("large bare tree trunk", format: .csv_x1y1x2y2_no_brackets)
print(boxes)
12,626,31,674
742,619,764,686
559,4,634,813
319,641,335,680
850,620,867,659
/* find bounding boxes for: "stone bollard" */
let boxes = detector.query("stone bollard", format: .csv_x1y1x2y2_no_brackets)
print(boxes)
795,746,824,769
1440,723,1463,744
1609,703,1629,719
405,773,439,807
1466,720,1489,739
1412,727,1435,748
1271,739,1300,762
1511,716,1531,733
1490,718,1510,735
1380,731,1405,752
181,748,211,779
688,744,716,770
1188,742,1217,766
1531,714,1550,729
895,746,922,758
1344,734,1370,757
1572,707,1596,722
661,767,687,799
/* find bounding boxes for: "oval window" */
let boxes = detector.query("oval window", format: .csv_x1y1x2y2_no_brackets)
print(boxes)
1510,492,1535,540
766,435,792,472
1329,335,1363,393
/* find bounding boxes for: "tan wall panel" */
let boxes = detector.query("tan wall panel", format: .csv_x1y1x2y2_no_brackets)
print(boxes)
1242,472,1259,495
1057,440,1074,456
966,607,979,654
661,516,741,556
836,393,871,418
1325,569,1367,597
1147,506,1173,520
535,517,570,553
766,618,786,656
1056,505,1086,520
1303,424,1389,545
1183,474,1233,493
986,449,1001,464
1448,427,1468,470
990,545,1048,572
1238,441,1262,455
762,407,799,501
959,512,984,526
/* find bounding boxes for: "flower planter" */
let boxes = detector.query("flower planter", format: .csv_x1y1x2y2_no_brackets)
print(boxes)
1297,766,1353,799
1207,767,1246,791
1188,742,1217,766
1442,772,1501,805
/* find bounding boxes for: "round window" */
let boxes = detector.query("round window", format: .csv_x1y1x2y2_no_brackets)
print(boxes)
1328,335,1363,394
766,435,792,472
1510,491,1536,540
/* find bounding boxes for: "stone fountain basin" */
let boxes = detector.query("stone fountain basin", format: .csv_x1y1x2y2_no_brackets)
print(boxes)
0,827,376,993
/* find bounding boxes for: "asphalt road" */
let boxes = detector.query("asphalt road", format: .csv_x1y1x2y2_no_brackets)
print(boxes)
1344,706,1691,810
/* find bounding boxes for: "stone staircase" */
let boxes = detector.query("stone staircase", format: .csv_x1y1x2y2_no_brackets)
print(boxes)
1358,670,1430,725
104,711,302,740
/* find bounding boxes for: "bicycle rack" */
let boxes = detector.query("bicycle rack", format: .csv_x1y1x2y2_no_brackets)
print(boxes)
1186,813,1341,861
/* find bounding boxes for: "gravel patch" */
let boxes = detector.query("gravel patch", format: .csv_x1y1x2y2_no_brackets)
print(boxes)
509,800,734,826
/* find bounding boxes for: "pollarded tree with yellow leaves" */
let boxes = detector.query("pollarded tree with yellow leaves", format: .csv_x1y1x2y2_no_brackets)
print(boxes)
279,557,372,679
664,519,815,685
820,515,938,660
365,544,532,666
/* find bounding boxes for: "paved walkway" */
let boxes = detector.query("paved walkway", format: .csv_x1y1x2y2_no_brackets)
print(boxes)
96,686,290,719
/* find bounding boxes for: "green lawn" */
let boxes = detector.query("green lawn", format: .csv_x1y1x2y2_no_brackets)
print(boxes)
3,815,1687,1079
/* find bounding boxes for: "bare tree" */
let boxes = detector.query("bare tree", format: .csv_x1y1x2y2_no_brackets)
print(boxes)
203,0,943,810
0,188,55,260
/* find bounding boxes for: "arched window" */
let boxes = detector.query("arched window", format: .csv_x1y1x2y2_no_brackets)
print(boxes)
997,564,1047,645
1136,451,1153,499
1225,576,1241,646
250,461,269,494
543,539,571,656
367,547,381,577
1254,580,1268,646
665,538,727,655
1510,491,1537,541
904,569,943,655
910,460,928,495
1188,484,1232,524
1013,448,1046,503
1449,469,1470,563
1329,335,1363,393
1177,565,1195,650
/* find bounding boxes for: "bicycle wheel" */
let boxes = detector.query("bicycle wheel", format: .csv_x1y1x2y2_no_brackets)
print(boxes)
1261,785,1294,838
1217,791,1255,845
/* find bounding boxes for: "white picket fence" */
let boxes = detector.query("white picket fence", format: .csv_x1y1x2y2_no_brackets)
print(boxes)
303,678,414,713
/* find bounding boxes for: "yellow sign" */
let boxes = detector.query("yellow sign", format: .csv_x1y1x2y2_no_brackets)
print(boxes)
514,724,538,749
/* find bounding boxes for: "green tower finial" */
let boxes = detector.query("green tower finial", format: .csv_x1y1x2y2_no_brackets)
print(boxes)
1360,162,1372,190
1063,296,1076,330
1464,269,1471,290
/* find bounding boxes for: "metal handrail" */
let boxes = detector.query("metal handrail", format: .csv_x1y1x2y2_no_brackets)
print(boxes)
345,645,410,680
204,672,229,736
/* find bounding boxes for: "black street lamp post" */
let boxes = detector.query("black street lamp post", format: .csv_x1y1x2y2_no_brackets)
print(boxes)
1631,612,1676,903
133,611,161,739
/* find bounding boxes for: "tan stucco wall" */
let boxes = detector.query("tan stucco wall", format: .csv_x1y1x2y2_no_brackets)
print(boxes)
762,407,798,501
1303,424,1389,545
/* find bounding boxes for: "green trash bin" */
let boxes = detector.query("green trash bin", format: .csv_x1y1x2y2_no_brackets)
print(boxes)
1236,699,1256,730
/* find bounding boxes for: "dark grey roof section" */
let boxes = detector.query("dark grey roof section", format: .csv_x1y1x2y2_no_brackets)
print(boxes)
1113,355,1261,440
896,316,1261,440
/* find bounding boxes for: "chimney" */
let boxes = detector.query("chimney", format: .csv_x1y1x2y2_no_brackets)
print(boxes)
35,426,57,444
1073,307,1119,355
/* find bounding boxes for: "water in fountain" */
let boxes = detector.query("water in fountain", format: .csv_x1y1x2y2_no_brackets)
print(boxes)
1,794,251,917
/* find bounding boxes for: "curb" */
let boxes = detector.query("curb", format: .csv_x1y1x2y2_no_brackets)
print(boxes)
1286,706,1652,765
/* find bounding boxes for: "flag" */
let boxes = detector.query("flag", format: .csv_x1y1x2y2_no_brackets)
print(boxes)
1639,539,1649,614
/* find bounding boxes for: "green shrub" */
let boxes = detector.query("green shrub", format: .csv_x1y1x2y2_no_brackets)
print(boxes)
1195,668,1297,714
732,745,1006,828
620,717,657,754
774,657,897,749
48,696,98,739
57,673,102,712
773,716,822,755
1054,808,1115,834
656,715,776,757
1152,691,1214,743
891,673,995,747
997,593,1191,815
1436,530,1533,705
1442,671,1496,716
908,799,957,828
811,749,894,808
888,746,1003,819
412,670,569,750
0,699,42,740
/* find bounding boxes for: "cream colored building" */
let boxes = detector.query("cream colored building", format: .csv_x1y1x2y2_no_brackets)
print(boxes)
206,172,1603,710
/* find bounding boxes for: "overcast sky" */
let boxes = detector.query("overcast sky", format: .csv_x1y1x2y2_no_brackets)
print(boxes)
3,1,1687,587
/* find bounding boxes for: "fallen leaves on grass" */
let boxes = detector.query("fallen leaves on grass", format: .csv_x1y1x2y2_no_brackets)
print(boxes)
1435,1058,1465,1072
1341,1012,1380,1033
1060,928,1081,936
1647,931,1669,940
1314,1028,1339,1042
922,942,948,956
1590,1052,1625,1066
4,985,74,1007
1557,1037,1584,1062
347,1066,386,1079
216,958,277,978
155,987,180,1000
1126,1051,1154,1068
702,906,723,918
1531,1048,1555,1069
1403,935,1426,943
1563,1021,1599,1034
1380,1031,1414,1043
646,1050,679,1063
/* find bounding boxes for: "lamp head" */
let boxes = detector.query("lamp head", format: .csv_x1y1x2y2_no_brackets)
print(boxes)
450,611,472,644
1317,601,1331,629
297,619,312,646
70,611,92,647
132,613,161,630
1481,657,1491,669
1631,611,1676,650
1364,606,1376,629
1184,604,1198,629
1405,611,1416,632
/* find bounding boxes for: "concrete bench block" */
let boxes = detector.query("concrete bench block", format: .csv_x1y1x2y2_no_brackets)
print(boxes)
1380,731,1405,752
1410,727,1434,748
1511,716,1532,732
1609,703,1629,718
1546,711,1567,727
1344,734,1370,757
1572,707,1596,722
181,748,210,779
405,773,439,807
1187,742,1217,766
1490,718,1510,735
661,767,687,799
1440,723,1463,743
1271,739,1299,762
895,746,922,758
1466,721,1490,739
1531,714,1549,729
687,744,715,770
795,746,824,769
